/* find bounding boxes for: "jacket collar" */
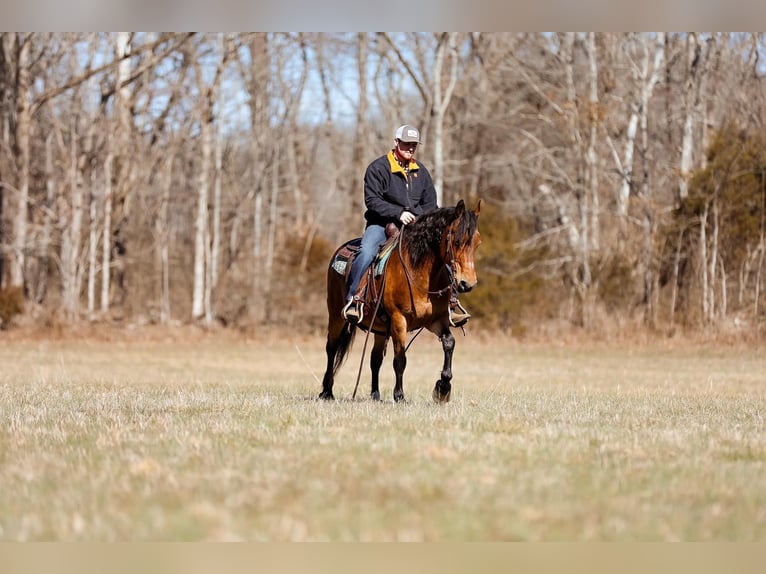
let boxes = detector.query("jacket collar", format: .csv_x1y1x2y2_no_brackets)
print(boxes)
387,150,419,175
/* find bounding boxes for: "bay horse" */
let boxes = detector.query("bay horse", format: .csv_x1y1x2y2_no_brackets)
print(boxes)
319,198,482,403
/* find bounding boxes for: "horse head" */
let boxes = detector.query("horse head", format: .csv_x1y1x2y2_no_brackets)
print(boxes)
444,199,482,293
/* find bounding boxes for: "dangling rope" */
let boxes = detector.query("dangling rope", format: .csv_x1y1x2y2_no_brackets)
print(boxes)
351,263,389,400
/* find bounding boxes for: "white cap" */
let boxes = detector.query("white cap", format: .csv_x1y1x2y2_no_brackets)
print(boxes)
394,125,421,143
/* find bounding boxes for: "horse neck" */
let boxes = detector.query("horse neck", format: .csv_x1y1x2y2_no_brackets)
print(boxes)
399,227,449,281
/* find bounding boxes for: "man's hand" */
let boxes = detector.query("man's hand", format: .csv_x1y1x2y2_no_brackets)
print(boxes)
399,211,416,225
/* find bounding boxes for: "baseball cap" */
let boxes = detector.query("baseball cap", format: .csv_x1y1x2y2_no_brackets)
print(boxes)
395,125,421,143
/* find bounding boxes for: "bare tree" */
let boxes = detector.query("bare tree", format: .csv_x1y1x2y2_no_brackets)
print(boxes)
190,34,228,324
262,34,308,321
616,33,665,221
430,32,460,205
9,33,30,289
678,33,711,202
350,33,370,228
231,33,271,321
99,31,133,316
59,36,104,320
60,111,85,320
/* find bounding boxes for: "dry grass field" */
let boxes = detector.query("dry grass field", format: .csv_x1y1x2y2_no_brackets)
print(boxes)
1,326,765,541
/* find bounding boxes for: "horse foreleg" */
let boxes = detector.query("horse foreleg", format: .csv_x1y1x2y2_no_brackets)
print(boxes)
433,329,455,403
370,334,388,401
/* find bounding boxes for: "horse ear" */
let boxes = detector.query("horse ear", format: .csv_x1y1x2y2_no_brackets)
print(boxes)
455,199,465,217
474,198,482,215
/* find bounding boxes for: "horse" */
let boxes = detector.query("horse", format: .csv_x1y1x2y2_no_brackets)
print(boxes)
319,198,482,403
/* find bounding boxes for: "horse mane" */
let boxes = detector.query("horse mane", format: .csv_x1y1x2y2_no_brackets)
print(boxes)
403,205,478,267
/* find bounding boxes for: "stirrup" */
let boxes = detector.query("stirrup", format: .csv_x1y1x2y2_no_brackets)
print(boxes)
342,298,363,324
449,299,471,328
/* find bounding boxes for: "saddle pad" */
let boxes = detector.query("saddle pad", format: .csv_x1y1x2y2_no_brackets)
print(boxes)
374,239,398,275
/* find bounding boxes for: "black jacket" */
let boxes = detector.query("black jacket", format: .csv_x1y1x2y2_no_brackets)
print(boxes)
362,150,438,227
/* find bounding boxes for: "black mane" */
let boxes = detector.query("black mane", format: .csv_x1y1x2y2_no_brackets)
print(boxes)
402,205,477,267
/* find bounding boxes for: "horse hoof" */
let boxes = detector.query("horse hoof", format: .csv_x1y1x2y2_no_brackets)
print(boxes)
318,391,335,400
432,384,451,404
394,394,406,403
371,391,381,401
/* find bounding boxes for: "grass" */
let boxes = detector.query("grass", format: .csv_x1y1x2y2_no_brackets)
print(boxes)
0,329,765,540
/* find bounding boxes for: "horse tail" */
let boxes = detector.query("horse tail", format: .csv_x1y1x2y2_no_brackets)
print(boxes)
333,325,356,375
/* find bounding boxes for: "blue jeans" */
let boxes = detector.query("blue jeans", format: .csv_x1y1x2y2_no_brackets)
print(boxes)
346,224,387,301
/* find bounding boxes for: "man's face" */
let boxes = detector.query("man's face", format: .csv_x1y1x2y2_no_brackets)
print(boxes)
395,139,418,161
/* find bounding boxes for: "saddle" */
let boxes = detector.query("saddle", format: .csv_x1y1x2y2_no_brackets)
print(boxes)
331,223,400,320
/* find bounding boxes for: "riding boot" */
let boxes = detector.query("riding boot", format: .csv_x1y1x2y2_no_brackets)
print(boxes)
449,295,471,328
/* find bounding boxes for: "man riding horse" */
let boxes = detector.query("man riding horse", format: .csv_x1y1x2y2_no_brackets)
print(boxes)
343,124,471,327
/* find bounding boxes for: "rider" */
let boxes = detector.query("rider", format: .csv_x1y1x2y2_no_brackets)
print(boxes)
342,124,471,327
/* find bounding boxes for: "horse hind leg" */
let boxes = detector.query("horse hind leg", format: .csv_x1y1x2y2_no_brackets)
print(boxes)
432,329,455,404
319,332,339,400
319,319,354,400
369,334,388,401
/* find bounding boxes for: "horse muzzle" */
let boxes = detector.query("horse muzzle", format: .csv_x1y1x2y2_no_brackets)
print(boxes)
456,279,476,293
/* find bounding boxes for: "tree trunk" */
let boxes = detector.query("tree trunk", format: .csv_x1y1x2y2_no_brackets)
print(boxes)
349,33,369,229
700,201,709,324
708,197,719,323
192,113,212,322
237,32,270,321
35,132,55,304
191,34,227,324
10,33,30,290
586,32,600,250
755,178,766,320
100,32,131,315
207,98,224,324
431,32,458,206
670,228,684,325
618,33,665,221
101,153,113,313
264,141,280,322
755,240,764,319
0,33,10,286
679,33,710,202
62,116,84,320
253,191,264,315
639,33,665,325
87,170,98,319
158,155,173,324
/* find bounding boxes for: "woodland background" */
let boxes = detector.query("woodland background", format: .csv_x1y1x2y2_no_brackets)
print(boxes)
1,32,765,338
